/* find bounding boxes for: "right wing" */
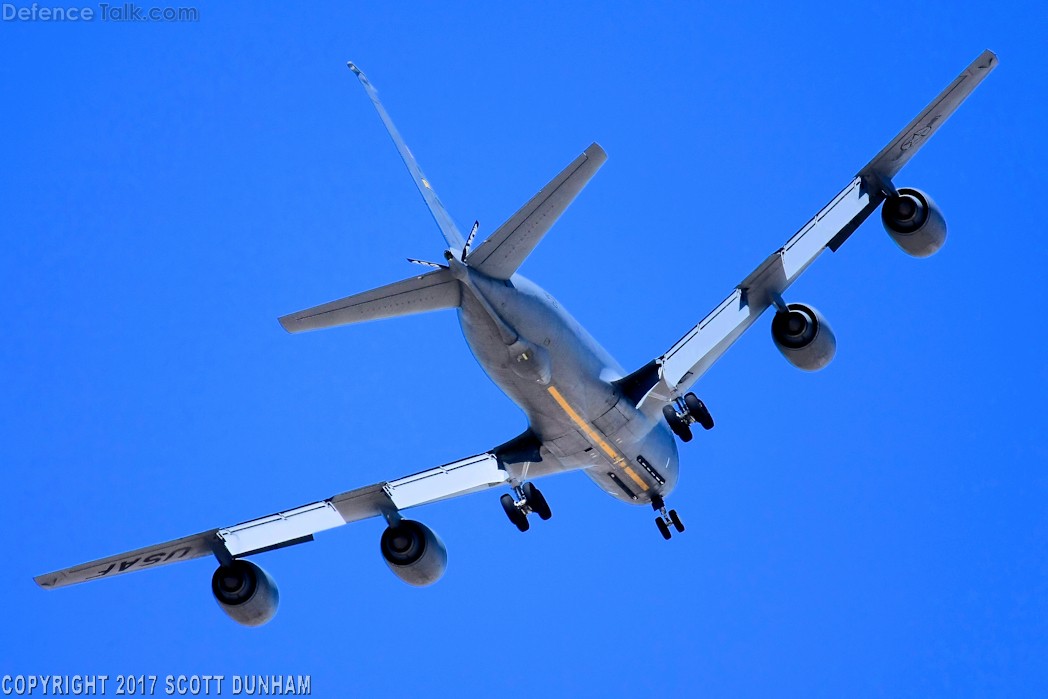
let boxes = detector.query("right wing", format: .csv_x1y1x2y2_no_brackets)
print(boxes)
632,49,997,417
632,177,875,416
862,49,999,186
35,435,546,590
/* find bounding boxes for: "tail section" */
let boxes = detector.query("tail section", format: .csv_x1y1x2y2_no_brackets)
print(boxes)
347,63,607,281
279,269,460,334
466,143,607,280
296,66,606,336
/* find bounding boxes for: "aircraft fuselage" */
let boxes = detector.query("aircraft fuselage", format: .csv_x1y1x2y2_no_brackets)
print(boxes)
454,262,679,505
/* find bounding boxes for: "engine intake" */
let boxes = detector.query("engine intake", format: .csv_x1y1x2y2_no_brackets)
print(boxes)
380,519,447,587
881,187,947,257
771,303,836,371
211,560,279,627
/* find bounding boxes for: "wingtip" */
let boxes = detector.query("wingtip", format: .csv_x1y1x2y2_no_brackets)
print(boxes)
277,315,297,334
585,142,609,163
34,574,57,589
973,49,998,73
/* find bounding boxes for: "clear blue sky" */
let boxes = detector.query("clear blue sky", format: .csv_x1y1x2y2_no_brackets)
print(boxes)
2,2,1045,696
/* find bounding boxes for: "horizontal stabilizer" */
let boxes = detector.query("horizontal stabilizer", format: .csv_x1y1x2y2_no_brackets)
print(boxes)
279,268,461,333
467,143,607,280
630,49,997,419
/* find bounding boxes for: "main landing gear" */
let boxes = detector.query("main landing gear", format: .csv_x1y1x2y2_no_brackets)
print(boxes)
662,392,714,443
500,482,552,532
652,495,684,540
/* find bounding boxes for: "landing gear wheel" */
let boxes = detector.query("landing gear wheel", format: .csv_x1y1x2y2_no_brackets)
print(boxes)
669,509,685,533
655,516,672,540
662,404,693,442
684,393,714,431
522,482,552,521
500,493,530,532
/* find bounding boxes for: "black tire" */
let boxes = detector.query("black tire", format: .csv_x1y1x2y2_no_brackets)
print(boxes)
522,482,552,521
500,493,515,518
669,509,685,533
662,404,693,443
684,393,714,431
500,493,530,532
656,516,672,540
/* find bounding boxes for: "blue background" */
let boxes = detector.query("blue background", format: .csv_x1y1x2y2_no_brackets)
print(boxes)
2,2,1045,696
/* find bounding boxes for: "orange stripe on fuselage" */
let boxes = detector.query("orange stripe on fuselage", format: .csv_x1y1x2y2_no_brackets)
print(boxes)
545,385,649,492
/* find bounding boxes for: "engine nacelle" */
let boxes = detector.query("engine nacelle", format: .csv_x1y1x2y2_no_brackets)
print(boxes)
881,188,947,257
771,302,836,371
211,560,279,627
380,519,447,587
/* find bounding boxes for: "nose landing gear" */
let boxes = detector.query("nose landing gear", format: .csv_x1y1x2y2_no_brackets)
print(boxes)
500,482,552,532
662,393,714,443
652,494,684,540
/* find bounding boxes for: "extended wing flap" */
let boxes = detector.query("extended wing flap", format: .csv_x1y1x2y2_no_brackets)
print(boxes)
383,453,507,509
638,177,875,410
633,50,996,417
217,502,345,557
35,451,516,590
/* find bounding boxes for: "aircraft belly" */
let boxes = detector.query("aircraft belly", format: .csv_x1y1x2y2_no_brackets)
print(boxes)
457,272,678,503
457,276,616,436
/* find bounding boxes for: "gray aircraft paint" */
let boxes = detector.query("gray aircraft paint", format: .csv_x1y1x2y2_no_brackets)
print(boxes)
452,258,679,502
34,50,998,593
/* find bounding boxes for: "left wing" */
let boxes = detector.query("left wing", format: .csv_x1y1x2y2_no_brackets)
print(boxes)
633,49,997,417
36,450,518,589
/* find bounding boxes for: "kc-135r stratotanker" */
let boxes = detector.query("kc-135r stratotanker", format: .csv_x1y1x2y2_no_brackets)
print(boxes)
37,51,998,625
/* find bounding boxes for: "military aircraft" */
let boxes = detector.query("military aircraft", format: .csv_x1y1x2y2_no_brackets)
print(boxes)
36,51,997,626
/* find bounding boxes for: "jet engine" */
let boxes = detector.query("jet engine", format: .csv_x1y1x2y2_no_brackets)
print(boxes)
881,188,947,257
211,560,279,627
771,302,836,371
380,519,448,587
